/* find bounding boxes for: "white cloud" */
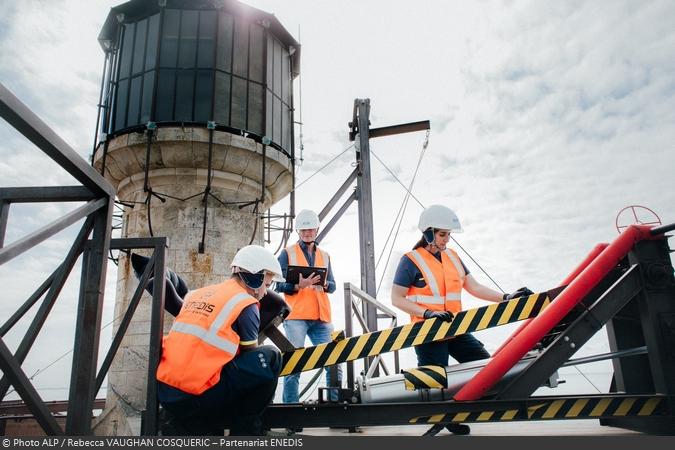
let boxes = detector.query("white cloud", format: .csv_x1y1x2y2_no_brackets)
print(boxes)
2,0,674,405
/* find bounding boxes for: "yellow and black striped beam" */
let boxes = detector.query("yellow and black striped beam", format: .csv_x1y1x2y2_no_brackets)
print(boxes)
409,395,667,424
403,366,448,390
280,290,553,376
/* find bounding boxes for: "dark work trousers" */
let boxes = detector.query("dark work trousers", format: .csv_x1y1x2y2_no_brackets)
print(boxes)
414,333,490,367
160,345,281,436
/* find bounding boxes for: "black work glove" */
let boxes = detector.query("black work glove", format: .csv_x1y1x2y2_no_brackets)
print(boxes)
502,286,535,301
423,309,454,322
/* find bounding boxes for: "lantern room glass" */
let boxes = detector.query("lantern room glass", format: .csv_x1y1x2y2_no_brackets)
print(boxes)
109,8,294,152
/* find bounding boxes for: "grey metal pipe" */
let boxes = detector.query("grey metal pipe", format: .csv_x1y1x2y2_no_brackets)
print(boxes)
358,354,548,404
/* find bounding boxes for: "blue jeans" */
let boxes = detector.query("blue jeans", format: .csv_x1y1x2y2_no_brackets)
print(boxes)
282,319,343,403
414,333,490,367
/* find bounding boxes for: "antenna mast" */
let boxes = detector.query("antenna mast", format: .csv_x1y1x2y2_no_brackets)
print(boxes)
296,26,304,167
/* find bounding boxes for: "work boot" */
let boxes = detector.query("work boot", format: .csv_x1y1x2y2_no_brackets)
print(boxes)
445,423,470,435
422,422,471,436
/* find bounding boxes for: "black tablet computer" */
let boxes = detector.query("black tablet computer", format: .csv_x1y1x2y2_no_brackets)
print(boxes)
285,265,328,286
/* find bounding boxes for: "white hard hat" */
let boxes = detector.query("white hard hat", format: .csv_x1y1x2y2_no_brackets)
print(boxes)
231,245,285,282
295,209,320,230
418,205,463,233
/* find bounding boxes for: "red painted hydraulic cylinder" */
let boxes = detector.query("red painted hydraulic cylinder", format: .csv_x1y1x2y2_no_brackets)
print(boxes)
492,243,609,357
454,225,654,401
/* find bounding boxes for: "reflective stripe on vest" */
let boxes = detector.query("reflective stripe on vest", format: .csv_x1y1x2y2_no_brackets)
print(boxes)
407,250,442,300
170,292,251,354
407,293,462,304
405,248,464,322
156,280,258,395
444,249,466,279
284,243,331,322
287,244,329,267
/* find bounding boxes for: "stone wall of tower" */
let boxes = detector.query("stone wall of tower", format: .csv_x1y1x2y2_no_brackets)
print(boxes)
91,127,292,435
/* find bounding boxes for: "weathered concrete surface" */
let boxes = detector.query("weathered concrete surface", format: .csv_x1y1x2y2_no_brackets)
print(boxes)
91,127,292,435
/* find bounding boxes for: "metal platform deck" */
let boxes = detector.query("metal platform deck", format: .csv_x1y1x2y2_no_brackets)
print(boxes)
288,419,641,436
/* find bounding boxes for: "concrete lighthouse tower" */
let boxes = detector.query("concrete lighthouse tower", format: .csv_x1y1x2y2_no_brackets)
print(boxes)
92,0,298,434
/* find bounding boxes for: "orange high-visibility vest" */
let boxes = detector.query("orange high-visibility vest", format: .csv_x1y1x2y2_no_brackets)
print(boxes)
156,278,257,395
284,243,332,322
405,248,465,323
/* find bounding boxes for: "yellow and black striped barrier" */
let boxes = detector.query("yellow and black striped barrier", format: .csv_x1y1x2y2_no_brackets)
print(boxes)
280,290,553,376
409,395,667,424
403,365,448,390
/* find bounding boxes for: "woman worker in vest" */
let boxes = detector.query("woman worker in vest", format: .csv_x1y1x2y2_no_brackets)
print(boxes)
276,209,342,404
156,245,285,436
391,205,532,436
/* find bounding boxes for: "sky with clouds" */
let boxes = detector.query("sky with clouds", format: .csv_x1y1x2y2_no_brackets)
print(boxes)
1,0,674,403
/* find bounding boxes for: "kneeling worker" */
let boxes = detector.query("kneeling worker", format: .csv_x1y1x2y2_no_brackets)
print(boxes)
156,245,285,436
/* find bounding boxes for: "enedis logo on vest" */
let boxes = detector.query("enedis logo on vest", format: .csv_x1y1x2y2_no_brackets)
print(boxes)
183,300,215,315
182,288,217,316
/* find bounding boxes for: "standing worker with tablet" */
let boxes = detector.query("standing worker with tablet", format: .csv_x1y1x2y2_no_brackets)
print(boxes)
276,209,342,407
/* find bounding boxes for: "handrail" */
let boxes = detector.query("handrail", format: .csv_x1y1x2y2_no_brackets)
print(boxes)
454,224,657,401
343,282,400,385
346,282,399,318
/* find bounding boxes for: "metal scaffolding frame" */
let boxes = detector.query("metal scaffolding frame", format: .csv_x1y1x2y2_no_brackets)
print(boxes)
262,227,675,434
0,83,168,435
343,283,400,389
6,79,673,436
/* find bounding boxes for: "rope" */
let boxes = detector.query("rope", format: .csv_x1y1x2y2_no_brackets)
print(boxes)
123,125,277,251
145,190,154,237
375,195,409,272
247,201,260,245
371,150,424,209
373,136,428,295
294,144,354,191
377,194,413,298
449,236,505,293
573,365,602,394
371,130,505,294
273,215,291,255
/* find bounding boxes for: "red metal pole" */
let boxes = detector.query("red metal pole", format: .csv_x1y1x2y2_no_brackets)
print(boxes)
454,225,654,401
492,243,609,357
